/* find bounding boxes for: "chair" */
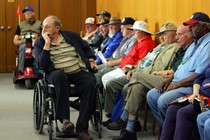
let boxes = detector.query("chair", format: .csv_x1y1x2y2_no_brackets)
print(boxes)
143,102,156,135
33,72,103,140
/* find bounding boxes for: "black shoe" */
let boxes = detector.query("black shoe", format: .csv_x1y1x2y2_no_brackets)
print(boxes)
106,113,112,118
112,129,137,140
107,118,127,130
102,119,112,127
134,121,142,132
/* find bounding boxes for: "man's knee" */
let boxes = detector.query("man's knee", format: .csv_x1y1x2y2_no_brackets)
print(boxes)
197,113,205,127
105,79,114,89
47,70,68,83
157,96,168,113
147,89,158,104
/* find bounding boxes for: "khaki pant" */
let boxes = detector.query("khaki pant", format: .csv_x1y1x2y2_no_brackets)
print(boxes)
124,71,165,115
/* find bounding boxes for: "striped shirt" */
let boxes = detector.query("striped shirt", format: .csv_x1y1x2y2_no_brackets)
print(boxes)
50,35,87,74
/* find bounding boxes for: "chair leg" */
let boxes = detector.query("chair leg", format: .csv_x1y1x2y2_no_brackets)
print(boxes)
152,117,156,135
143,103,148,131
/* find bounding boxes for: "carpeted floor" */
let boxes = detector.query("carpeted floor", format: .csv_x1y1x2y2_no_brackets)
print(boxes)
0,73,158,140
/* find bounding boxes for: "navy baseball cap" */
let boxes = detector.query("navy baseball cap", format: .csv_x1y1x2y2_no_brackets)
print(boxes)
183,12,210,25
120,17,135,25
22,6,34,13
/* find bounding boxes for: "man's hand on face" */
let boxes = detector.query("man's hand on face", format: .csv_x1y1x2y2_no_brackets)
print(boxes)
42,31,51,44
42,31,51,50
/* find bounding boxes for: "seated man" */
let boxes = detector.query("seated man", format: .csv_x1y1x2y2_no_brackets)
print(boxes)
13,6,41,74
82,17,103,48
95,17,136,87
147,12,210,133
109,24,193,140
101,20,156,88
103,22,178,121
34,15,98,140
95,17,123,65
96,10,111,22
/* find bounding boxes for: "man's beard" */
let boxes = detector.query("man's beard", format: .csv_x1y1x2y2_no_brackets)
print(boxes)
108,30,117,38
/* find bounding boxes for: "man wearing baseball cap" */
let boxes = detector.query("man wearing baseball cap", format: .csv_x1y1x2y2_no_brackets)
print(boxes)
95,17,136,98
95,17,123,65
13,6,41,75
96,10,111,22
147,12,210,140
82,17,98,42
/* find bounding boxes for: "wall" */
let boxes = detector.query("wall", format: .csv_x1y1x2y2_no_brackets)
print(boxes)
96,0,210,43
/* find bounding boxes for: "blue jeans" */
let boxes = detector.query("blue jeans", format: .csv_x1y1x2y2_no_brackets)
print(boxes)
146,86,193,126
197,111,210,140
18,44,26,73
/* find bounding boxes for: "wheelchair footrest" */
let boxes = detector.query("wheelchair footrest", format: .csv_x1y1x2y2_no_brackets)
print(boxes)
56,130,78,138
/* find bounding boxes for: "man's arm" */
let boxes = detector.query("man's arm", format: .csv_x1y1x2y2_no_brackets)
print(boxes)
13,25,25,46
166,73,199,91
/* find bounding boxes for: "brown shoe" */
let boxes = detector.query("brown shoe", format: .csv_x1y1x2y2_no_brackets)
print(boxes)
78,131,93,140
107,118,127,130
61,122,75,133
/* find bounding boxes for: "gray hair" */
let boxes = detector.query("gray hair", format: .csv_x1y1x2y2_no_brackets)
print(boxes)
47,15,62,27
199,21,210,29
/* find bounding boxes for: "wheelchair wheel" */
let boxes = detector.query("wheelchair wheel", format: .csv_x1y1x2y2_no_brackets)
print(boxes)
90,91,103,138
33,79,46,134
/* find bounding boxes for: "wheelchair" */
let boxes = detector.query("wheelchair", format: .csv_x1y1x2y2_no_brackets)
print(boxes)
33,72,103,140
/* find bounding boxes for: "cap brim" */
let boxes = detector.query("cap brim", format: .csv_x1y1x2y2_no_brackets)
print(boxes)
183,19,199,25
127,27,152,35
105,23,121,26
127,27,134,30
22,9,34,13
155,31,164,36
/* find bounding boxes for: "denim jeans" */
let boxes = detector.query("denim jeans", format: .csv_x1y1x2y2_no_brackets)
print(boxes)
146,86,193,126
197,111,210,140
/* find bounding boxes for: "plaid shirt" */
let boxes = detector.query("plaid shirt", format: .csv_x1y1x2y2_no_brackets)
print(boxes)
136,44,165,72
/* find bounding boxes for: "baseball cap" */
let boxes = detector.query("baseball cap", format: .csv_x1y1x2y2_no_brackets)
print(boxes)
96,10,111,18
22,6,34,13
155,22,177,36
120,17,135,25
85,17,96,25
96,19,110,26
183,12,210,25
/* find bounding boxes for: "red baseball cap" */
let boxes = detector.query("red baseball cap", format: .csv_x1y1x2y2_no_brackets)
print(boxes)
183,12,210,25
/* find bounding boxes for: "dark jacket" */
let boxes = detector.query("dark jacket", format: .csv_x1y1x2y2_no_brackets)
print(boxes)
34,30,96,73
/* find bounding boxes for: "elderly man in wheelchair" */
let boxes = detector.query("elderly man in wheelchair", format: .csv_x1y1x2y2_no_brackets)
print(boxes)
34,15,99,140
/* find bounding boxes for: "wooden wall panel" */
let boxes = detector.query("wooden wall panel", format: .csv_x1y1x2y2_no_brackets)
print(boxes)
0,0,6,72
96,0,210,43
39,0,96,33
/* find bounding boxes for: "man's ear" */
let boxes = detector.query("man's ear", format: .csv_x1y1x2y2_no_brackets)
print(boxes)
202,23,208,31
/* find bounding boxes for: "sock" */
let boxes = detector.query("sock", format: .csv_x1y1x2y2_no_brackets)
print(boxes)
120,110,128,122
126,119,135,133
63,119,69,124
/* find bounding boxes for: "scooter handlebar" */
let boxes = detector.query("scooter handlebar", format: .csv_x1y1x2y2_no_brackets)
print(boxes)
19,33,39,40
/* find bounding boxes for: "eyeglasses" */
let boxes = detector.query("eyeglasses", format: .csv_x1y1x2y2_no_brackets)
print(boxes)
41,25,56,30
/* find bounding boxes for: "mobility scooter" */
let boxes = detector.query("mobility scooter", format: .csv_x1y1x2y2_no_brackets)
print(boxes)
13,32,39,89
